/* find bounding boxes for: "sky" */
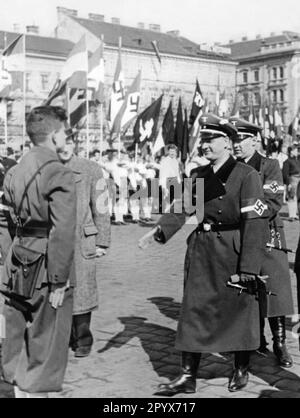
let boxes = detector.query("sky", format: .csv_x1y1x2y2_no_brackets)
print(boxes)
1,0,300,44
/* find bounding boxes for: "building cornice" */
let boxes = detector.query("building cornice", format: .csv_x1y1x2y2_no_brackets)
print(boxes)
104,44,238,67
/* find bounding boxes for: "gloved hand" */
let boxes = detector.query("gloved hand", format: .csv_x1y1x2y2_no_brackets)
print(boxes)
240,274,257,295
240,273,256,283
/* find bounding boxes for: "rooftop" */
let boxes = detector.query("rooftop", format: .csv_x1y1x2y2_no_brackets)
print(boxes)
72,16,232,61
225,31,300,59
0,31,74,58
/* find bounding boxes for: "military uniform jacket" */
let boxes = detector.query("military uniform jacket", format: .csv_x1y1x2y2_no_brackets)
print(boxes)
1,146,76,289
156,155,269,353
246,151,294,317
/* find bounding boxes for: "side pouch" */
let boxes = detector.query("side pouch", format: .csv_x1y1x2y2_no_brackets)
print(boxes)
81,224,98,259
8,244,45,300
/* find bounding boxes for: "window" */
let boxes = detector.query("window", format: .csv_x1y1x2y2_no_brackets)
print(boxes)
254,69,259,82
272,67,277,79
272,90,277,103
279,89,284,102
243,92,249,105
242,71,248,83
280,66,284,79
40,73,50,91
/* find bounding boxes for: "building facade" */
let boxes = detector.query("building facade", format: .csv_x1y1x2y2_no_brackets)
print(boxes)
0,7,237,149
227,32,300,128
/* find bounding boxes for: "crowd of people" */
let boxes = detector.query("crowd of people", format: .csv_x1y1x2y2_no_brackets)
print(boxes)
0,104,299,398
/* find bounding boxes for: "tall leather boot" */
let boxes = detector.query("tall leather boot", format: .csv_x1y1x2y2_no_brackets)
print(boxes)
228,351,250,392
269,316,293,368
155,352,201,396
257,316,269,355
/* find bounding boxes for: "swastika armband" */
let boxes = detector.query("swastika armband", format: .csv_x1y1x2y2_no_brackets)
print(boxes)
263,181,284,194
241,198,268,219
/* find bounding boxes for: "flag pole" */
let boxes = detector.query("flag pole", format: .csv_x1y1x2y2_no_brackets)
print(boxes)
67,83,70,125
86,91,90,159
99,102,103,161
135,143,138,163
99,34,104,162
22,34,26,153
4,100,8,146
118,36,122,159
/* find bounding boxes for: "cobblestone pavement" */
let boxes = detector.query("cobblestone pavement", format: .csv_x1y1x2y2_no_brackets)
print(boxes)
1,210,300,398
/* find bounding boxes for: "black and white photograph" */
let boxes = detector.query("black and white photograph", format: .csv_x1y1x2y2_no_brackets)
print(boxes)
0,0,300,401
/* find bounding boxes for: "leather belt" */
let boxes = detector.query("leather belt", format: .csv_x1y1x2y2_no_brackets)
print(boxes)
196,222,240,233
15,221,50,238
18,227,49,238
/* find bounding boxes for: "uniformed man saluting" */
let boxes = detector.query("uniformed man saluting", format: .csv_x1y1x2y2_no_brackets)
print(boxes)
139,114,269,395
0,106,76,398
230,117,294,368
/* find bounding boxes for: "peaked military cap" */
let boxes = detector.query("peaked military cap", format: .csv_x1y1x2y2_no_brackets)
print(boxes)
229,117,262,141
199,113,238,140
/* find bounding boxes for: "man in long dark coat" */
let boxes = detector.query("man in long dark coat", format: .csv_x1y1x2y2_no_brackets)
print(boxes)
58,130,111,357
140,114,269,395
0,106,76,398
230,117,294,368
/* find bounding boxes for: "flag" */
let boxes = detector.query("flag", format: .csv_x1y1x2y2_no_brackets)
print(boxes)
0,100,7,121
162,101,174,145
189,80,204,126
108,49,125,132
249,96,255,123
152,127,165,155
0,70,12,98
151,40,161,65
189,97,207,156
288,107,300,140
2,34,25,72
69,88,94,128
214,73,221,114
61,36,88,89
88,41,105,104
1,34,25,98
181,109,189,163
133,95,163,146
112,71,141,134
231,93,240,117
218,91,229,117
43,78,67,107
274,106,283,137
174,97,184,149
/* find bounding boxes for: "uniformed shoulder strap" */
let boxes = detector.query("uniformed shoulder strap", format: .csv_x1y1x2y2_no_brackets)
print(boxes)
16,159,58,221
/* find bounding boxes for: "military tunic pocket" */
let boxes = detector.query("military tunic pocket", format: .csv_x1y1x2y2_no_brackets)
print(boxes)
81,224,98,259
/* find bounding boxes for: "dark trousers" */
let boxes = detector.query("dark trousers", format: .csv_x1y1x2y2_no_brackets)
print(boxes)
1,286,73,393
71,312,93,349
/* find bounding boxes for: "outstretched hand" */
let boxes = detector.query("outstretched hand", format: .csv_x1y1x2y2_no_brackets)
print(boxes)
138,226,159,250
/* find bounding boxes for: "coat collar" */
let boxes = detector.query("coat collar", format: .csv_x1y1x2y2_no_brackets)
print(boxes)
191,155,237,202
213,154,237,184
244,151,262,172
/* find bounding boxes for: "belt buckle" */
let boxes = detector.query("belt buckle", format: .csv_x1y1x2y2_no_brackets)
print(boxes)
203,223,211,232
